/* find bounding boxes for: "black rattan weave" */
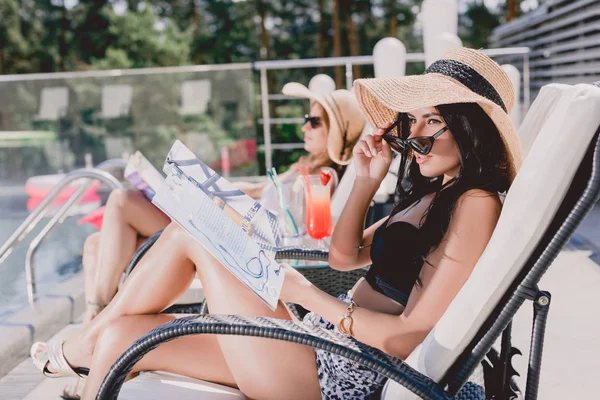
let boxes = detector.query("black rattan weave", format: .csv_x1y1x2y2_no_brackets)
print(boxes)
297,267,367,297
161,303,205,314
275,247,329,261
97,314,467,400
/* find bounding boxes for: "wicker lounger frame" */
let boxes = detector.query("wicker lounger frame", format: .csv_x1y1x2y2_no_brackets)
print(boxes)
100,120,600,399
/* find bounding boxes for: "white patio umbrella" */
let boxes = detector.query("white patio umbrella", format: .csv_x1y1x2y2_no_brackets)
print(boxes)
373,37,407,78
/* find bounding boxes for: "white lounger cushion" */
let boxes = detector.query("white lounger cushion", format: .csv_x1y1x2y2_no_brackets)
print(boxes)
119,371,244,399
383,84,600,399
518,83,570,159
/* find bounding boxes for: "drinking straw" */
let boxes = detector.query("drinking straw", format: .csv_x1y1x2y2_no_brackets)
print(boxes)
270,168,300,235
303,165,313,200
295,164,313,203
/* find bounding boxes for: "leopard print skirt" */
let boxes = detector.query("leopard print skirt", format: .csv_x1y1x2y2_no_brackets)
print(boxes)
302,294,387,400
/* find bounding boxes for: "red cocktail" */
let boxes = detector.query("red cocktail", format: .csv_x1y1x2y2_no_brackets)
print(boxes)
305,175,333,240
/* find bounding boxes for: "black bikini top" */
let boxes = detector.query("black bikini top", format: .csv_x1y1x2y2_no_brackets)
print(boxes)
365,218,424,306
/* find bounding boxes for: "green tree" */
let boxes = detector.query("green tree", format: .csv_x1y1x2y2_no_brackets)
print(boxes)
459,1,501,49
92,7,192,69
0,0,29,74
70,0,115,66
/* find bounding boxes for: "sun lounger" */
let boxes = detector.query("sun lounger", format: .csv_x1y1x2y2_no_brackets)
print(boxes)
97,82,600,399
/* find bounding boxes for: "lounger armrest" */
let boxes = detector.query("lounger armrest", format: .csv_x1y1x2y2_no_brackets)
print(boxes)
275,247,329,261
97,315,450,400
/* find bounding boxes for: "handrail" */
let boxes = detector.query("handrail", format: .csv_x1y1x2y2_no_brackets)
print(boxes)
252,47,530,70
94,159,129,176
0,160,125,266
25,179,97,305
0,63,253,83
24,162,127,305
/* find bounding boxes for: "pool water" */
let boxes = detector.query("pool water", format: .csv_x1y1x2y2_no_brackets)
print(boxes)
0,190,96,321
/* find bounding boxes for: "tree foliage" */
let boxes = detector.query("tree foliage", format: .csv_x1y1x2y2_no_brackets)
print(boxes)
0,0,503,76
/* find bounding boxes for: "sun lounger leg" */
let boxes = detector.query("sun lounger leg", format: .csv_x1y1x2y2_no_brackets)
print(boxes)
482,322,522,399
499,322,522,399
525,290,551,400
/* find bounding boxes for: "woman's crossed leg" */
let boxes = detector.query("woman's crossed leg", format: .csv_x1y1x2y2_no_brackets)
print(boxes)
66,222,320,399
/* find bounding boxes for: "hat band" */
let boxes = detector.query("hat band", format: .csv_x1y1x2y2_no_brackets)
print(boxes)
425,59,508,113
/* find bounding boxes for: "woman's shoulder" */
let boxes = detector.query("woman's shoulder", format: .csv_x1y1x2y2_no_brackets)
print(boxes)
457,188,502,207
452,189,502,229
439,189,502,264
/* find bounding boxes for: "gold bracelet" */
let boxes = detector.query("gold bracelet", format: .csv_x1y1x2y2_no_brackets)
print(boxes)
337,300,357,337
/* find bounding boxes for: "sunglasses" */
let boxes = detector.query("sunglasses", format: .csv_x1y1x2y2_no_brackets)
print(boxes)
381,114,449,156
304,114,321,129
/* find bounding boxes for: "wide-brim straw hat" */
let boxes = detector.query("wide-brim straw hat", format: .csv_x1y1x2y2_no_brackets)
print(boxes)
353,47,522,182
282,83,366,165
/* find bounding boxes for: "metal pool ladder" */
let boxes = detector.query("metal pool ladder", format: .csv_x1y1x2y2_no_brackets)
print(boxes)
0,159,126,306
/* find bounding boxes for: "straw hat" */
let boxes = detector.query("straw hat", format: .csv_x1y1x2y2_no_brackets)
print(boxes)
353,47,522,181
282,82,366,165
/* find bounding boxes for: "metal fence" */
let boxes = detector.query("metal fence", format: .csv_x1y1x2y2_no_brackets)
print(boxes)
255,47,530,170
490,0,600,99
0,47,530,184
0,63,256,186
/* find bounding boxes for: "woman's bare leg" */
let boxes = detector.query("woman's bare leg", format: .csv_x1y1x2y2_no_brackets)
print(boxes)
178,229,322,400
47,223,321,399
82,234,150,324
85,226,320,399
81,314,236,399
82,233,101,323
53,222,198,370
93,188,170,305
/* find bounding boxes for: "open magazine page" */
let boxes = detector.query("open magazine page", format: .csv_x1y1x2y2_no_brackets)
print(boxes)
124,151,165,200
152,140,284,310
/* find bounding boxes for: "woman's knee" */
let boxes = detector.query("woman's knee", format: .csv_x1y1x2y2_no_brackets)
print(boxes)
94,317,137,359
106,188,126,209
106,188,142,212
83,232,101,264
161,222,190,243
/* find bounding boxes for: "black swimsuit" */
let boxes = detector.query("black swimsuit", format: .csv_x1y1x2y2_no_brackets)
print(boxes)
303,217,425,399
365,218,424,306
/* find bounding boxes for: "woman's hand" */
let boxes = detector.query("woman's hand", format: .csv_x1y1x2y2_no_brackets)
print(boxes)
279,263,313,305
352,124,393,184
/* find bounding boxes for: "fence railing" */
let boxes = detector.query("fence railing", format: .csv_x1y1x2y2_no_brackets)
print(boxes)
254,47,530,170
0,47,530,179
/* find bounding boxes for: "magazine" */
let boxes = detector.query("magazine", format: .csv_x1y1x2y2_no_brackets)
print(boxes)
124,151,165,200
152,140,284,310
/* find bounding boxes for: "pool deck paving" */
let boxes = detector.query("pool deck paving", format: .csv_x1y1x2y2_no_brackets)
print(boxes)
1,205,600,399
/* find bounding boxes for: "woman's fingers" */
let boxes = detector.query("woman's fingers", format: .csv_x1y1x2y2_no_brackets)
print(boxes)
379,136,393,160
353,139,372,157
373,122,393,138
355,123,394,159
363,135,380,156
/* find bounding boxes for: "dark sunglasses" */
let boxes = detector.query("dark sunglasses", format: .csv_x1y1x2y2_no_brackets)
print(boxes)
381,114,449,155
304,114,321,129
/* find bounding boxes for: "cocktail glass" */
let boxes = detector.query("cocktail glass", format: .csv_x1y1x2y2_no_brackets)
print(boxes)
304,175,333,247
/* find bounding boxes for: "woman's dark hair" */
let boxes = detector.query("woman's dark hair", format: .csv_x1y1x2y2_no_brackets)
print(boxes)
391,103,510,271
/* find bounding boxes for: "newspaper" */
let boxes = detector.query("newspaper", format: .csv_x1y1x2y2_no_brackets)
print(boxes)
152,140,284,310
124,151,165,200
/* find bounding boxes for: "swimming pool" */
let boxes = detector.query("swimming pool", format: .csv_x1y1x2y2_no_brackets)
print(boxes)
0,189,96,321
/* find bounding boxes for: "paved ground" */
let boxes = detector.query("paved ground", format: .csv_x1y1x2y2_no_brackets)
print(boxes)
2,205,600,399
0,324,82,400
